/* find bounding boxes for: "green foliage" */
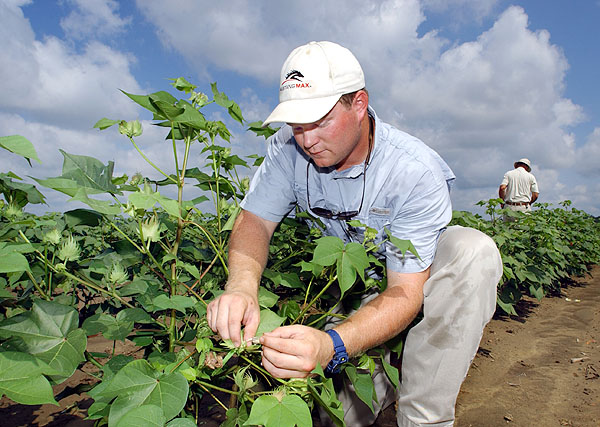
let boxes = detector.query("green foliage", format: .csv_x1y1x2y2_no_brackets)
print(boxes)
451,199,600,314
1,77,598,426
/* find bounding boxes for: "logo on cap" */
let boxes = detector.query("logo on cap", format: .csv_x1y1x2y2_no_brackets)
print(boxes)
280,70,311,92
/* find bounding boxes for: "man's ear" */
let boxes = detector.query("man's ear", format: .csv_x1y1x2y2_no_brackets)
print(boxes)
352,89,369,115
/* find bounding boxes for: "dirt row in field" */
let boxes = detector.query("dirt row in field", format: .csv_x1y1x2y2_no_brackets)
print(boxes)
453,264,600,427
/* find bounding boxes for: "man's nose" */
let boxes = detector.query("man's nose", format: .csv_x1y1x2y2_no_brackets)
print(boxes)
302,129,318,149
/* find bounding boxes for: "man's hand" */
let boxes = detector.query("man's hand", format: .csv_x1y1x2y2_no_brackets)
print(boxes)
207,289,260,347
260,325,334,378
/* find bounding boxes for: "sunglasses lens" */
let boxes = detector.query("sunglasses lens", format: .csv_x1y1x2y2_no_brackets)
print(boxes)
311,207,334,219
337,211,358,220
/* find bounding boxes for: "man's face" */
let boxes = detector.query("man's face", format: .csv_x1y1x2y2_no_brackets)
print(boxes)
289,99,363,170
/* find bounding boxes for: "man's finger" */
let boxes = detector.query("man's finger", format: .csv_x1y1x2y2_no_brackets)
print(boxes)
262,351,309,379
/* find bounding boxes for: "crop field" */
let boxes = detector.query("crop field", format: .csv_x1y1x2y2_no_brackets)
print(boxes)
1,79,599,427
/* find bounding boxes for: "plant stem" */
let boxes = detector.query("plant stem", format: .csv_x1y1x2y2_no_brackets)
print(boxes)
84,351,103,370
186,219,229,275
107,220,145,253
128,135,177,183
196,382,229,411
293,274,338,324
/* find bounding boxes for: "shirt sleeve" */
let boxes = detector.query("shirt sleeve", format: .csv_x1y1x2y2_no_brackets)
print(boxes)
530,175,539,193
385,168,453,274
501,173,509,186
240,127,298,222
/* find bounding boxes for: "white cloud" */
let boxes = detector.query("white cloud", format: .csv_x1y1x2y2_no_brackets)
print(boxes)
2,1,597,215
0,1,142,130
0,1,147,212
134,1,593,212
422,0,500,23
60,0,131,40
368,6,584,199
575,128,600,177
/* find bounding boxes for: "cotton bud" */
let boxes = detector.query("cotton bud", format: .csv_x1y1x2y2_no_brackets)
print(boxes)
119,119,143,138
106,263,128,285
241,177,250,193
57,236,80,262
130,172,143,186
43,229,62,245
190,91,209,107
5,203,22,219
141,217,161,242
124,202,136,217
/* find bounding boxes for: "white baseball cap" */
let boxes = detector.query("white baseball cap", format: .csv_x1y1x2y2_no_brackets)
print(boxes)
262,41,365,126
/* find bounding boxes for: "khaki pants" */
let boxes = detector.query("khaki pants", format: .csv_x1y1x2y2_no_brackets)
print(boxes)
321,226,503,426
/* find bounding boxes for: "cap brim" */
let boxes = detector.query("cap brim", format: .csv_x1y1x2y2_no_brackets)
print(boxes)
262,94,342,127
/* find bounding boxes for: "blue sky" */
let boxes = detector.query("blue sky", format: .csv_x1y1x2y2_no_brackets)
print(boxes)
1,0,599,216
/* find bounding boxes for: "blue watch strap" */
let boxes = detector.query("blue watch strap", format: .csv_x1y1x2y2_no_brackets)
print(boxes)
325,329,348,374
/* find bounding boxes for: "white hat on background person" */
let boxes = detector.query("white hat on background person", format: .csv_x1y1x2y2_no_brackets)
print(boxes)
514,158,532,172
263,41,365,126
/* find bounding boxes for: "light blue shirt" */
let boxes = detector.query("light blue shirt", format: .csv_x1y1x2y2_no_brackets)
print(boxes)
241,107,455,273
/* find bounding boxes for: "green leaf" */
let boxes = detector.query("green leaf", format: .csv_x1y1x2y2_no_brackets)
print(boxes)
121,90,176,114
344,365,377,412
312,237,370,297
384,229,421,259
529,284,545,301
496,296,517,316
244,394,311,427
32,177,84,197
0,300,79,353
128,191,180,218
36,328,87,382
307,376,344,427
0,135,41,164
255,309,285,337
120,307,155,324
312,236,344,267
0,300,85,382
151,294,196,314
0,172,46,206
0,252,32,274
97,359,188,427
60,150,120,194
0,351,57,405
247,122,278,139
223,407,249,427
118,279,149,297
115,405,166,427
262,269,304,289
211,82,244,124
169,77,196,93
336,242,369,295
64,208,103,227
167,417,198,427
82,313,134,341
94,118,120,130
380,357,400,389
258,287,279,309
69,188,122,215
222,205,241,232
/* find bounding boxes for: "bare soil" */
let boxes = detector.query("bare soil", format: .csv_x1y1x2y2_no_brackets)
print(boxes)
2,266,599,426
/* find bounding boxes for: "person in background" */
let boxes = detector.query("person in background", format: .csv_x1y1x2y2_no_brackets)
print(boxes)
207,41,503,427
499,158,539,214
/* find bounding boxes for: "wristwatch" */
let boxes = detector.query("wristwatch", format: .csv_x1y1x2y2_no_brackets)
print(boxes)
325,329,348,374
